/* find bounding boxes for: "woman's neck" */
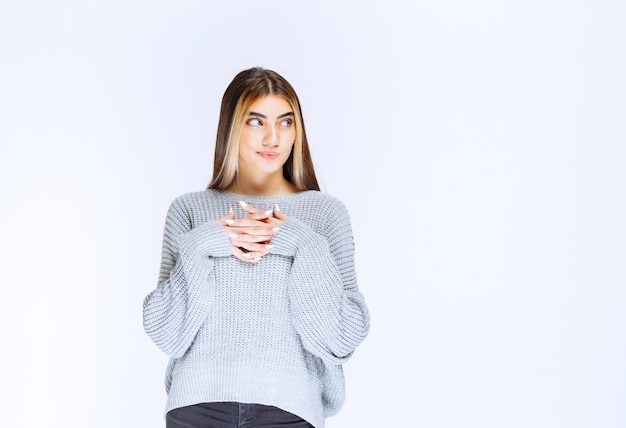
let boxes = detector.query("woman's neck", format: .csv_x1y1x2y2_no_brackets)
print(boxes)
226,174,298,196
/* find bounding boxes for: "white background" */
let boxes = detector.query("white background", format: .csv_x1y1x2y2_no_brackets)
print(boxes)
1,1,625,427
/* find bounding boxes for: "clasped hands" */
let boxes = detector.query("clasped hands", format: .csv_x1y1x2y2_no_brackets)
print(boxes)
220,201,287,263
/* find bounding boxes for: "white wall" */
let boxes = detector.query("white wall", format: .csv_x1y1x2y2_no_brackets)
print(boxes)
1,1,624,427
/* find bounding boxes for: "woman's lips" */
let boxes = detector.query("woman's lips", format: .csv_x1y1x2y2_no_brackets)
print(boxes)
257,151,279,160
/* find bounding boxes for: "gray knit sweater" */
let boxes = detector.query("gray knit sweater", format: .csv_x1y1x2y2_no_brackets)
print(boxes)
143,189,370,428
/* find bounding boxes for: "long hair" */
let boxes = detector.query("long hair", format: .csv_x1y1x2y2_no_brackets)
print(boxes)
208,67,320,191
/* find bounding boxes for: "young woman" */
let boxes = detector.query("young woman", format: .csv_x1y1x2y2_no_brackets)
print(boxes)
143,67,370,428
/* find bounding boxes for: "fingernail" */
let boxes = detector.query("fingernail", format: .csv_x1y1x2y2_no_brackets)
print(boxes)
228,207,233,214
275,204,280,212
229,233,238,239
225,219,234,225
239,201,247,208
265,244,273,249
254,257,262,262
272,227,280,232
243,253,252,258
264,209,273,216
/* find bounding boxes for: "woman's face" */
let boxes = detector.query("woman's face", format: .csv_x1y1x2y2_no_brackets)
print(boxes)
238,95,296,177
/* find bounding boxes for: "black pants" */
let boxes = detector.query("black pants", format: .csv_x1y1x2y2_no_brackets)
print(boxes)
166,402,314,428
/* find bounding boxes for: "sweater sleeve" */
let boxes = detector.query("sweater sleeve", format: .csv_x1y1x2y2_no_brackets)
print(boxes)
270,201,370,364
143,198,232,358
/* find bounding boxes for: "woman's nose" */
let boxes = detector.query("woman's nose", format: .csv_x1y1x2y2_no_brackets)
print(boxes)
263,125,279,146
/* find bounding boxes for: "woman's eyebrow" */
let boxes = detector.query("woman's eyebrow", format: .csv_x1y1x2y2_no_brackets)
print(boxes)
248,111,294,119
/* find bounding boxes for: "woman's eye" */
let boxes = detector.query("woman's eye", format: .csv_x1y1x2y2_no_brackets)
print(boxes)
247,118,262,126
280,119,293,127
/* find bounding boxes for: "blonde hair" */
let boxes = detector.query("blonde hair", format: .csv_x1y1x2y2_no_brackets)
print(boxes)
208,67,319,191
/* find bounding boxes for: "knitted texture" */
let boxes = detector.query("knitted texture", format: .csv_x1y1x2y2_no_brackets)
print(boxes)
143,189,370,428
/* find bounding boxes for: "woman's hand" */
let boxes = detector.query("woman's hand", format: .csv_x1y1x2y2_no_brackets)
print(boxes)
220,201,288,262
